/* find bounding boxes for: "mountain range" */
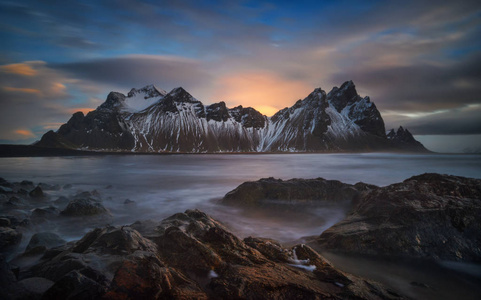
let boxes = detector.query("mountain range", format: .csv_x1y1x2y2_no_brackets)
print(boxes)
36,81,429,153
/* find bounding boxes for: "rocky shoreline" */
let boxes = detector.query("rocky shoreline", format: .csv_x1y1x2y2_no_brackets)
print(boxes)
1,173,480,299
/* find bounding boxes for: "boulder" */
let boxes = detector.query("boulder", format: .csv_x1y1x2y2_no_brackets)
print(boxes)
0,227,22,253
26,232,66,252
38,183,61,191
23,210,402,299
318,173,481,262
222,177,375,207
31,206,60,224
123,199,135,205
29,186,44,198
0,186,13,193
61,198,108,216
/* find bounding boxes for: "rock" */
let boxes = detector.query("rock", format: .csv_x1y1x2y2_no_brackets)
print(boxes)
318,173,481,262
26,232,66,251
222,177,372,207
41,270,108,300
61,198,108,216
20,180,34,187
31,207,60,223
243,237,290,262
29,186,45,198
0,255,28,299
63,184,72,189
0,227,22,253
38,183,61,191
19,277,55,296
53,196,69,208
0,186,13,193
387,126,430,152
23,210,403,299
0,218,11,227
103,251,206,300
154,209,400,299
17,188,29,195
4,196,27,208
123,199,135,205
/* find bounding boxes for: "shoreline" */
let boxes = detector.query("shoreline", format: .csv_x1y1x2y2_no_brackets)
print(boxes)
4,144,476,158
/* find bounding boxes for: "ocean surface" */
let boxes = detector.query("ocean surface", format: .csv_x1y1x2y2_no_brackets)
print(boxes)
2,153,481,299
1,153,480,242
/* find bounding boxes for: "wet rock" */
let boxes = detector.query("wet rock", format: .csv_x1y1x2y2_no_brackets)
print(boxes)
29,186,45,198
318,173,481,262
0,217,11,227
104,251,207,300
123,198,135,205
0,185,13,193
26,232,66,252
244,237,290,262
222,177,373,207
19,277,55,297
4,196,27,208
0,255,28,299
31,207,60,223
61,198,108,216
20,180,34,188
63,184,72,189
17,188,29,196
38,183,61,191
23,210,403,299
0,227,22,253
155,209,401,300
41,270,107,300
53,196,69,208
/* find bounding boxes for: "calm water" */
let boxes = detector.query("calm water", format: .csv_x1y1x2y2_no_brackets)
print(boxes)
2,153,481,299
1,153,480,242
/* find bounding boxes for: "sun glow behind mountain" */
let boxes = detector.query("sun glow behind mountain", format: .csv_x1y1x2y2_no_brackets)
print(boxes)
212,71,312,117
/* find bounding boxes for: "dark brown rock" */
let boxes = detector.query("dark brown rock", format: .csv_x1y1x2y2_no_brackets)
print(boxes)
61,198,108,216
222,177,374,207
26,232,66,252
0,227,22,253
318,173,481,262
29,186,45,198
23,210,403,299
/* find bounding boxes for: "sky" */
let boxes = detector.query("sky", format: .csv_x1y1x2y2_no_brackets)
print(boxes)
0,0,480,153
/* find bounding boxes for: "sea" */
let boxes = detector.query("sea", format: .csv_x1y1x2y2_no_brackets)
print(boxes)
1,153,481,299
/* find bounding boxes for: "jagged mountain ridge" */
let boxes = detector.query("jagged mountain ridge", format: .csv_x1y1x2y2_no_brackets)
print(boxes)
37,81,429,152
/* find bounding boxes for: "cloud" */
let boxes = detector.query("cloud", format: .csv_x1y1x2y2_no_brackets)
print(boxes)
54,55,213,93
14,129,35,138
0,60,87,142
0,62,38,76
2,86,41,95
388,104,481,135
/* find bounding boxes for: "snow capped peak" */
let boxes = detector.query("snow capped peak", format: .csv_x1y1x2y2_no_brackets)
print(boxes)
128,84,167,99
98,92,127,111
165,87,199,103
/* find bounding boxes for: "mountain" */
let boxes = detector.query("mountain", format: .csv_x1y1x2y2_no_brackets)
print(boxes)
36,81,429,153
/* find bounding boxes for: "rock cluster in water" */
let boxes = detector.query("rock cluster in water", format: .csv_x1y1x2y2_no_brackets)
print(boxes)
2,173,480,299
0,200,401,299
318,173,481,261
222,173,481,262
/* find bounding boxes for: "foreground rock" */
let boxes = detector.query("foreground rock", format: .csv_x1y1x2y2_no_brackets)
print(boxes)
318,173,481,262
3,210,402,299
222,177,376,207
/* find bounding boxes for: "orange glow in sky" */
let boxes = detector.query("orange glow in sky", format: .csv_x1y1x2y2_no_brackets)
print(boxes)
213,71,312,116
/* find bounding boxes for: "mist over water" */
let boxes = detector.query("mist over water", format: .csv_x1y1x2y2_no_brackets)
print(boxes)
1,153,480,245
